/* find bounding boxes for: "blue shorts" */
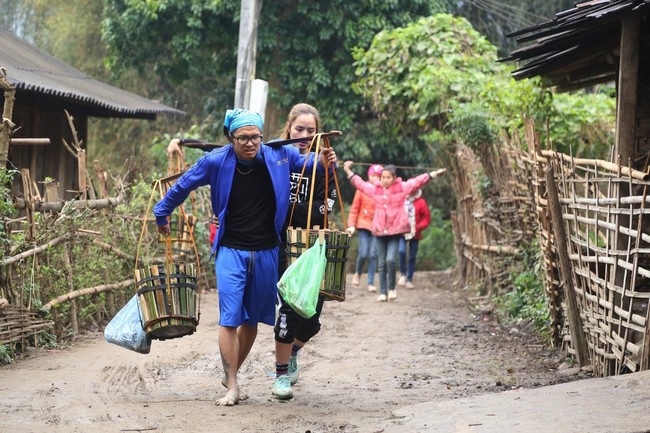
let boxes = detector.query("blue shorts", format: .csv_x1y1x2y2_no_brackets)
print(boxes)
215,246,279,327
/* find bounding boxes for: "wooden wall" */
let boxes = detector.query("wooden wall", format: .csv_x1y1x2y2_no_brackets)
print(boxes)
8,104,88,201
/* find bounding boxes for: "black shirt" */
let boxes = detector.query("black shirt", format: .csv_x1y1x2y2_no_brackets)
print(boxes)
220,161,277,250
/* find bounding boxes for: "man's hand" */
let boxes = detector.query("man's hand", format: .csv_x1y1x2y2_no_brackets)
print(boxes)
157,224,171,237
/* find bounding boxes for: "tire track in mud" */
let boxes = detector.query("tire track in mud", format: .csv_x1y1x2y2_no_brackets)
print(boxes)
101,361,156,398
33,384,61,426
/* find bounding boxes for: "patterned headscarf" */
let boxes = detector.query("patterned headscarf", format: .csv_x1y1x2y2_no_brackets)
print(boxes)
223,108,264,134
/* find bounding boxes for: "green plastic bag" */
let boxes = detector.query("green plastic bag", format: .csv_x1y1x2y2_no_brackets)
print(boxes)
277,240,327,318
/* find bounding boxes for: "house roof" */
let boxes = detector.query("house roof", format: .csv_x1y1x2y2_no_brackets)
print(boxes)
502,0,650,91
0,29,185,119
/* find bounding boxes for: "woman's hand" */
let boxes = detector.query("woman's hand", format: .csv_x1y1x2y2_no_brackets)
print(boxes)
346,226,356,236
343,160,354,177
319,147,337,166
429,168,447,178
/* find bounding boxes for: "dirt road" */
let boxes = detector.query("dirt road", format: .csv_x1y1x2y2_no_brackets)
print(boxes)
1,271,574,433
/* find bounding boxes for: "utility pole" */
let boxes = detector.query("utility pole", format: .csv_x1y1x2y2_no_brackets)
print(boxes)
234,0,262,109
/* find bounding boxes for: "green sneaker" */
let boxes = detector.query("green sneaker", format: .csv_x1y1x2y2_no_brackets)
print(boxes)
287,355,300,385
272,375,293,399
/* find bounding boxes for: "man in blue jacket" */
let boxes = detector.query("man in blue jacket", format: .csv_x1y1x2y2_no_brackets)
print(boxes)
154,108,337,406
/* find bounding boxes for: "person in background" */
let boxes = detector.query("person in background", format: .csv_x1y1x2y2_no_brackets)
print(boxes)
398,188,431,290
155,108,337,406
343,161,445,302
272,103,337,400
166,138,217,251
346,164,383,292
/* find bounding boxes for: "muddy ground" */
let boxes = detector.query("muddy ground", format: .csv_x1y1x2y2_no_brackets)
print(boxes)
0,271,586,433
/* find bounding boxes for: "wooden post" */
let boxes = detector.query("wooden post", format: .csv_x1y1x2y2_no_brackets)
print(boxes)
450,212,465,287
614,12,640,167
20,168,36,242
545,164,590,366
78,149,88,200
93,160,108,199
106,269,116,317
44,179,60,202
0,67,16,167
63,244,78,336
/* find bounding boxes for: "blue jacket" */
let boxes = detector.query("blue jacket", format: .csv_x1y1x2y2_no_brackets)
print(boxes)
153,143,324,253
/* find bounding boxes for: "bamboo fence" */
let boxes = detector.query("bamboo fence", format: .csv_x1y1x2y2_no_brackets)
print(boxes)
454,115,650,376
536,149,650,376
450,135,537,297
1,166,211,351
0,304,53,346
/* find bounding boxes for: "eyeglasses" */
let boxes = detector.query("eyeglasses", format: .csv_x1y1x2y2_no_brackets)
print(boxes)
233,135,263,145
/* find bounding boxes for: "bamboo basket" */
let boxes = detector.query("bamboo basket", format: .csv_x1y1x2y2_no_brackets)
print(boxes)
133,174,203,341
285,132,350,302
135,263,199,340
286,226,350,301
167,213,195,258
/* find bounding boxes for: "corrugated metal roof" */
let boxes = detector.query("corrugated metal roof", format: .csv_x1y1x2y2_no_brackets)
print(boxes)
503,0,650,91
0,29,185,119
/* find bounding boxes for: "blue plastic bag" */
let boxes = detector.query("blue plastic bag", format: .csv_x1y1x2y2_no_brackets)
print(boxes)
277,240,327,318
104,294,152,354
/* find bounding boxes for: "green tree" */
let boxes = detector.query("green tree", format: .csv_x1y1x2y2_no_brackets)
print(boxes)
100,1,447,154
352,13,614,160
353,14,544,147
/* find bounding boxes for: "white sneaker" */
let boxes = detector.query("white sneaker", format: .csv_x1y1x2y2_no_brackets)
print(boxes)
352,273,360,286
272,375,293,399
405,281,414,290
398,275,406,286
388,289,397,300
287,355,299,385
377,294,387,302
367,284,377,292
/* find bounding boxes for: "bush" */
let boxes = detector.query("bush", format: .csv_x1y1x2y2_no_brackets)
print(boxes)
494,243,551,340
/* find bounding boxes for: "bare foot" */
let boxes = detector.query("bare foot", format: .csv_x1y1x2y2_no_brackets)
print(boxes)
222,377,248,401
215,389,239,406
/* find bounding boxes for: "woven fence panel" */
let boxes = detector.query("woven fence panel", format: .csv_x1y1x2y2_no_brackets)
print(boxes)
0,305,53,345
451,138,538,296
546,153,650,376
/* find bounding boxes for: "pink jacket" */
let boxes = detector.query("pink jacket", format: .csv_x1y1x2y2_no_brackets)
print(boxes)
349,173,431,237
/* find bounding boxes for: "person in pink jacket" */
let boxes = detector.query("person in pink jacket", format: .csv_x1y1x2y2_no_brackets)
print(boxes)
343,161,446,301
346,164,383,292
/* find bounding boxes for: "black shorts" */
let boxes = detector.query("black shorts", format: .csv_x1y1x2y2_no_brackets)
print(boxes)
274,294,325,344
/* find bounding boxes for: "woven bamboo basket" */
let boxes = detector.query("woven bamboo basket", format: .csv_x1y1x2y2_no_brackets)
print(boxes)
133,174,203,341
284,132,350,302
286,227,350,301
135,263,199,340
